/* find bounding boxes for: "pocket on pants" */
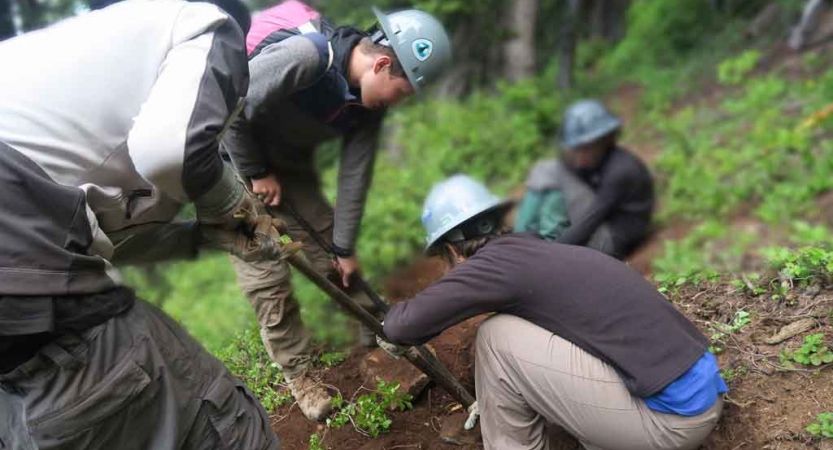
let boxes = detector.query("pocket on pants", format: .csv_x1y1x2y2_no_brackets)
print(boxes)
203,376,258,448
28,357,155,444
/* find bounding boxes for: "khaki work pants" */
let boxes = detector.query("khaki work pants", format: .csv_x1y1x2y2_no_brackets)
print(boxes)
229,170,373,378
0,299,279,450
475,314,723,450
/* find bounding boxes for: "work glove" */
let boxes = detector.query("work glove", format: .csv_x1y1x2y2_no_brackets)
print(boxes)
200,215,301,262
376,334,409,359
195,165,264,230
464,401,480,430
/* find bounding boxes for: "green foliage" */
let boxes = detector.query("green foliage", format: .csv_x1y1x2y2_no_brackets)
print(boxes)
327,381,413,438
603,0,719,72
329,75,567,276
652,221,750,293
320,351,348,367
763,246,833,286
717,50,761,86
215,327,292,412
720,365,748,382
709,310,752,354
308,433,325,450
790,222,833,246
807,412,833,439
123,254,253,352
779,333,833,368
654,72,832,225
730,273,766,296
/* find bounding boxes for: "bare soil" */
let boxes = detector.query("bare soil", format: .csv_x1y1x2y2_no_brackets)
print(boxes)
270,250,833,450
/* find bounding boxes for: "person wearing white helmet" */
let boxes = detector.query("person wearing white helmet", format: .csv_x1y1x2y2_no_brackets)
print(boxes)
514,99,654,258
381,175,726,450
221,1,453,422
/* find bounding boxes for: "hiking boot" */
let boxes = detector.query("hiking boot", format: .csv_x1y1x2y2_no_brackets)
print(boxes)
286,372,332,422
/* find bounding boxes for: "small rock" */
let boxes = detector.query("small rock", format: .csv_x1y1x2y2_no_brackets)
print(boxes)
360,348,431,401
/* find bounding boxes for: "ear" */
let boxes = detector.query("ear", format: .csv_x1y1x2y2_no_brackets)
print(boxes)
372,55,392,75
445,243,465,265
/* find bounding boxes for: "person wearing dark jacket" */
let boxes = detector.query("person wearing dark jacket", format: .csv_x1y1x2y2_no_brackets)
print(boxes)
221,1,453,421
381,175,726,450
514,100,654,258
0,2,279,448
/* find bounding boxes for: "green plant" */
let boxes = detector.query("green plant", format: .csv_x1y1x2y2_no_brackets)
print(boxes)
326,381,413,438
652,221,730,293
215,327,292,412
807,412,833,438
709,310,752,354
780,333,833,368
730,273,766,296
717,50,761,85
764,246,833,287
320,351,348,367
308,433,325,450
720,365,748,382
790,222,833,246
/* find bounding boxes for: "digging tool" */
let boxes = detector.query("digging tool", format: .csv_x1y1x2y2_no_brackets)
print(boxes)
271,200,476,408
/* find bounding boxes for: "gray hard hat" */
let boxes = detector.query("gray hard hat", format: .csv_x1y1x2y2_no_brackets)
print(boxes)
421,175,511,250
372,7,452,91
561,99,622,150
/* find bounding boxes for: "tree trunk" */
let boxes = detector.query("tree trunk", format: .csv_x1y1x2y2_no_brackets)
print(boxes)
0,0,15,41
504,0,538,82
591,0,628,42
789,0,828,50
18,0,48,32
558,0,581,90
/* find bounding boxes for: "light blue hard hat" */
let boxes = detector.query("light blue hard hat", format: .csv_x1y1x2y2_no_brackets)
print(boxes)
421,175,511,250
561,99,622,150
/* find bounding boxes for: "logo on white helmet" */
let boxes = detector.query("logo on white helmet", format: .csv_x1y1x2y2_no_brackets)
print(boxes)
412,38,433,62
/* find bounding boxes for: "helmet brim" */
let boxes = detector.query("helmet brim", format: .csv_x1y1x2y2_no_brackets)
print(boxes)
372,6,422,92
424,199,514,253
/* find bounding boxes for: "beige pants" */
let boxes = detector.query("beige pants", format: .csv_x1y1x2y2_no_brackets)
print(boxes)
230,170,372,377
475,314,723,450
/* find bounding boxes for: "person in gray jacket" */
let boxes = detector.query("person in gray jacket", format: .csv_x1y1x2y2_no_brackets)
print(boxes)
222,3,453,421
0,1,280,448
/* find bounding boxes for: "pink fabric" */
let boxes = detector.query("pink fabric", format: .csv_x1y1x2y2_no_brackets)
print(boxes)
247,0,321,55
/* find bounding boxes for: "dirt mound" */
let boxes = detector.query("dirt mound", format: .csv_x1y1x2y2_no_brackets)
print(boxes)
271,252,833,449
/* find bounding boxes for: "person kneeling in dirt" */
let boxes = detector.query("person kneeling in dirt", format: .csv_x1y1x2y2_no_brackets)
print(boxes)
380,175,727,450
514,99,654,259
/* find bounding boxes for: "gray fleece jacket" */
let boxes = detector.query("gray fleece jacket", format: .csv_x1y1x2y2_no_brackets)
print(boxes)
222,31,384,254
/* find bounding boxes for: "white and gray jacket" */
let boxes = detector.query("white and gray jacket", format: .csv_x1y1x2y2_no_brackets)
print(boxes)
0,0,248,272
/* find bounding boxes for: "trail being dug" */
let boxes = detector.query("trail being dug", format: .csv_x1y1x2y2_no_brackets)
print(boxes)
271,256,833,450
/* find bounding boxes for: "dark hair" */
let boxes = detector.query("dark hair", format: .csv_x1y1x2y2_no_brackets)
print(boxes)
358,37,406,79
429,216,512,265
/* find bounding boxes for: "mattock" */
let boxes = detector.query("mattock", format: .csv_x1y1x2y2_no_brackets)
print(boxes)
265,200,476,409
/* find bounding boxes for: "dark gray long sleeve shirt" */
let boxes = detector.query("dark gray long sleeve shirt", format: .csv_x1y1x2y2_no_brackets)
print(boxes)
556,147,654,255
222,34,383,252
383,233,709,398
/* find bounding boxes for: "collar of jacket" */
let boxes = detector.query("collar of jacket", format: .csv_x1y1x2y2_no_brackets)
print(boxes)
330,26,366,99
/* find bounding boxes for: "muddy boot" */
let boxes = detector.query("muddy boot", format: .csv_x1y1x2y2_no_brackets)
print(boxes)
286,372,332,422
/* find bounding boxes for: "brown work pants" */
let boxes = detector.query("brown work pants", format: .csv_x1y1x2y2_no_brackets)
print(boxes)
475,314,723,450
229,170,373,378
